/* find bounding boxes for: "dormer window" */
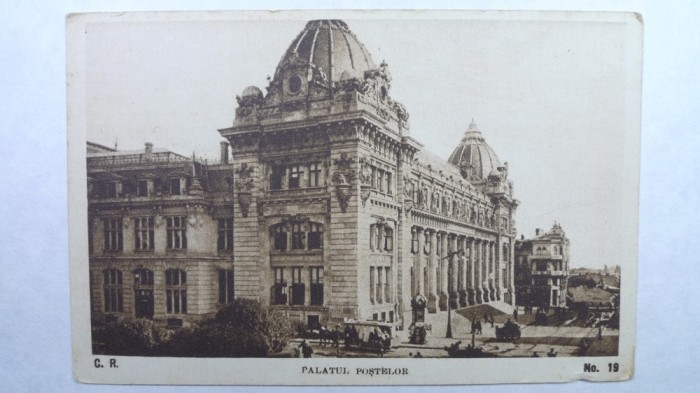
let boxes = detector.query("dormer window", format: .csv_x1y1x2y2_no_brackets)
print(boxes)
288,75,303,94
137,179,152,197
105,180,121,198
170,177,186,195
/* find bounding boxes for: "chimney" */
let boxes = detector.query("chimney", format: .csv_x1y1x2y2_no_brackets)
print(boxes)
535,228,540,236
220,141,229,164
144,142,153,161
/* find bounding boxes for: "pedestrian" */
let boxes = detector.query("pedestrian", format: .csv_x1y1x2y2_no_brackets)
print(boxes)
513,307,519,322
414,351,423,358
598,325,603,340
298,339,313,358
531,351,539,357
547,348,557,357
476,320,482,335
470,319,476,334
409,352,413,358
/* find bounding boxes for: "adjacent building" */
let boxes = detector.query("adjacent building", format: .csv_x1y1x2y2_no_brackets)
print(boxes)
87,19,519,329
514,223,570,308
87,141,235,327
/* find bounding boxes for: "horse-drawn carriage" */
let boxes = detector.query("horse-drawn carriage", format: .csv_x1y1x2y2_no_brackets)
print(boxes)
495,320,521,341
342,320,398,352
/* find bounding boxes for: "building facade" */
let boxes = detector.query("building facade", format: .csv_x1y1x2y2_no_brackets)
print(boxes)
87,19,519,329
218,19,519,328
87,141,236,327
514,223,570,308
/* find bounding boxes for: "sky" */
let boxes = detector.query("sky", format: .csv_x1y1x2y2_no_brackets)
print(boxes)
83,12,639,268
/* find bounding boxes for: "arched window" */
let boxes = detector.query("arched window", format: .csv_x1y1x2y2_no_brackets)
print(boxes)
133,269,154,319
133,268,153,285
103,269,123,312
165,269,187,314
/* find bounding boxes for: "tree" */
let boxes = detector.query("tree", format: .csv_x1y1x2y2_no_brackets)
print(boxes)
211,298,294,354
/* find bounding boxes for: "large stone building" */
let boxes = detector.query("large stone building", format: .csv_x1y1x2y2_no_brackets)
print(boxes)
87,141,236,327
87,19,519,329
218,19,518,328
514,223,570,308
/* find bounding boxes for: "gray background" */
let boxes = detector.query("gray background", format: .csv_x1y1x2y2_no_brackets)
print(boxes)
1,0,698,392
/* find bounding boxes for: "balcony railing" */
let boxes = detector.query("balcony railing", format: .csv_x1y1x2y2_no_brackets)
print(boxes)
531,253,563,260
531,270,566,276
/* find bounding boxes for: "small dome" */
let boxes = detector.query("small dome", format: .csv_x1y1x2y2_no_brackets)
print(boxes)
274,20,376,83
448,120,503,182
241,85,263,99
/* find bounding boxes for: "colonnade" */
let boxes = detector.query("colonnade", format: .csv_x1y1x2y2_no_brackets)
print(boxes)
411,225,506,312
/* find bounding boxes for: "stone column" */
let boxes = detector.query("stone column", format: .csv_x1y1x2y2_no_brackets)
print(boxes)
486,242,496,301
459,236,468,307
481,240,489,303
439,231,449,311
377,267,383,304
468,237,476,305
370,266,376,304
475,239,483,304
450,235,459,308
427,229,438,313
415,227,424,296
495,242,505,300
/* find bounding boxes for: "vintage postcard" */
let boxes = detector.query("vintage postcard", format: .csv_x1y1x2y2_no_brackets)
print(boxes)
68,10,642,385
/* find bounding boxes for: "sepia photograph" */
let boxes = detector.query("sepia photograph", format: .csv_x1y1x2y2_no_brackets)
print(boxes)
67,10,642,385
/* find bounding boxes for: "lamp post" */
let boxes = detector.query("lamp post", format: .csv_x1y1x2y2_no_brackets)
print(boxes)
443,249,464,339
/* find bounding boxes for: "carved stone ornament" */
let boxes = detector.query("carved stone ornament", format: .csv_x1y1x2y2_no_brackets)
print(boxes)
335,184,352,213
234,163,255,192
238,191,252,218
360,183,371,207
358,157,372,185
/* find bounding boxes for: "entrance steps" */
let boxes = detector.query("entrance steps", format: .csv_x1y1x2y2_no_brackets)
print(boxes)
455,301,515,321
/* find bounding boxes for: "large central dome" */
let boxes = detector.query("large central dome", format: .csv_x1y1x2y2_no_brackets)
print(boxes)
273,20,376,83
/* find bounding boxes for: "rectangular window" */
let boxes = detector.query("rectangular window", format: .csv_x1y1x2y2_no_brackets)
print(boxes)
217,218,234,251
289,165,302,189
270,165,284,190
370,167,376,190
310,267,323,305
274,225,287,251
291,267,304,305
308,223,323,250
377,169,385,192
308,163,321,187
103,218,123,252
137,179,149,197
218,269,234,304
386,171,392,194
291,223,305,250
165,269,187,314
384,228,393,251
134,217,154,251
273,267,286,305
103,269,123,312
166,217,187,250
